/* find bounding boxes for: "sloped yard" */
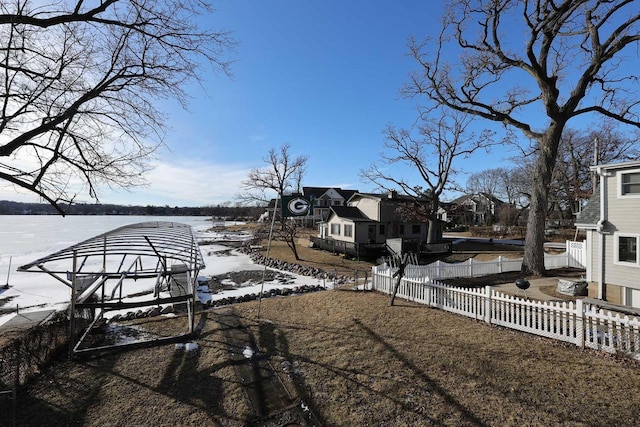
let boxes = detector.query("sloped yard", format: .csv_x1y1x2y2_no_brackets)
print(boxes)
12,288,640,426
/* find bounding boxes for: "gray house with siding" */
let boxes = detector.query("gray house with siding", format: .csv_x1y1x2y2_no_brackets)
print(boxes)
318,191,430,244
576,160,640,308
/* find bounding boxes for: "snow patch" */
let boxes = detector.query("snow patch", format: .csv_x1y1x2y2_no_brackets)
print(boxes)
243,346,254,359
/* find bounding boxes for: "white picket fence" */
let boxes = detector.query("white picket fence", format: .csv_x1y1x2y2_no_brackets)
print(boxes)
371,263,640,359
400,240,586,281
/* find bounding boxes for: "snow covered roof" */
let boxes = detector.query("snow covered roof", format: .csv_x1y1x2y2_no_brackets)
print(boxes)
18,221,205,278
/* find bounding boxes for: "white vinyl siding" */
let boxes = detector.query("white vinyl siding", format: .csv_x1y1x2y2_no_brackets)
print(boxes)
350,198,380,220
605,170,640,287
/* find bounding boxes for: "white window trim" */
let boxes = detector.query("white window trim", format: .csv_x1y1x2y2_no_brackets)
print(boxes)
613,233,640,268
617,168,640,198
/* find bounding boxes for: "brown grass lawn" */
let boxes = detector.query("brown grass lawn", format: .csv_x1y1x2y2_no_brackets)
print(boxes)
10,227,640,426
15,289,640,426
252,227,377,278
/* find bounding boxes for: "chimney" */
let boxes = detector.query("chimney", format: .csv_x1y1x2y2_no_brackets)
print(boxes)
388,190,397,199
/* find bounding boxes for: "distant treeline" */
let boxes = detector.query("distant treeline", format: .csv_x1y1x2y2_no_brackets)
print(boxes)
0,200,266,219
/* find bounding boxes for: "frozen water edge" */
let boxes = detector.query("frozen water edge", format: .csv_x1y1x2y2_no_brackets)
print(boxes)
0,218,322,326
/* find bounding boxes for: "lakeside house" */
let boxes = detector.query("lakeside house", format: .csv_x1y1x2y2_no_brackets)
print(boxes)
314,191,447,259
576,160,640,309
447,192,504,226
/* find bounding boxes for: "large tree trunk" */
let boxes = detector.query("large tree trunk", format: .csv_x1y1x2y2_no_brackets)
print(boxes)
522,126,563,275
427,220,438,244
426,197,440,244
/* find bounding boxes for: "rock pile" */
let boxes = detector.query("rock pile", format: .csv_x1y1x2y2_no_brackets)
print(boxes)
203,284,326,309
241,244,352,284
108,304,174,322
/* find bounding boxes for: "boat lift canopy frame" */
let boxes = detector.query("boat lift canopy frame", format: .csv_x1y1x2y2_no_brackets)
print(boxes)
18,221,206,356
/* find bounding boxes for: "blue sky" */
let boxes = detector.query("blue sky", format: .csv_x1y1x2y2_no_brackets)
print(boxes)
0,1,532,207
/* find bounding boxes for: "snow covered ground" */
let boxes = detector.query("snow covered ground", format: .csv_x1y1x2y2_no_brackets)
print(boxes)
0,216,323,327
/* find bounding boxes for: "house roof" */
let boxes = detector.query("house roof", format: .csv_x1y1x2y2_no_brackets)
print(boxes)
328,206,371,222
303,186,358,200
576,160,640,228
348,191,430,204
575,187,601,228
589,160,640,172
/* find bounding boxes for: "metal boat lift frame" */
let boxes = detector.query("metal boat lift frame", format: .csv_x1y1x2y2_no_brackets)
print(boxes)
18,221,205,356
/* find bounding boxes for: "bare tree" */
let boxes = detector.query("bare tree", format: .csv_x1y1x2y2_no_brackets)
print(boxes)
406,0,640,275
237,144,309,206
251,219,303,261
238,144,308,258
552,124,640,216
0,1,233,214
466,166,531,226
466,169,500,197
274,221,303,261
361,110,493,243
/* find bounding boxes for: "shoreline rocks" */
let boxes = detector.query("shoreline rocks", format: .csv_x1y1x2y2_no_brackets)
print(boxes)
202,284,326,309
239,243,352,284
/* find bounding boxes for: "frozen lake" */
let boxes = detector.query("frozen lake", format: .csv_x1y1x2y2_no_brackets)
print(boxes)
0,215,320,325
0,215,213,257
0,215,215,285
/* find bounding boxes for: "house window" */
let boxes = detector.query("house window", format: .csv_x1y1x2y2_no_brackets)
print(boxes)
620,170,640,196
399,224,405,235
344,224,353,237
330,224,340,235
412,224,421,234
616,234,639,266
379,224,385,235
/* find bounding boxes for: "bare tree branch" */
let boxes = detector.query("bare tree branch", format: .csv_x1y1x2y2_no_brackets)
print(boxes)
407,0,640,274
237,143,308,206
361,110,494,243
0,0,234,214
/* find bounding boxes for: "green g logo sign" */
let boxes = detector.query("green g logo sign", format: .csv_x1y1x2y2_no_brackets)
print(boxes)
287,197,311,216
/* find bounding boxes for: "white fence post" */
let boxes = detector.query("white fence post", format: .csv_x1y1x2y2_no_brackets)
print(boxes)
484,286,492,324
576,299,584,348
